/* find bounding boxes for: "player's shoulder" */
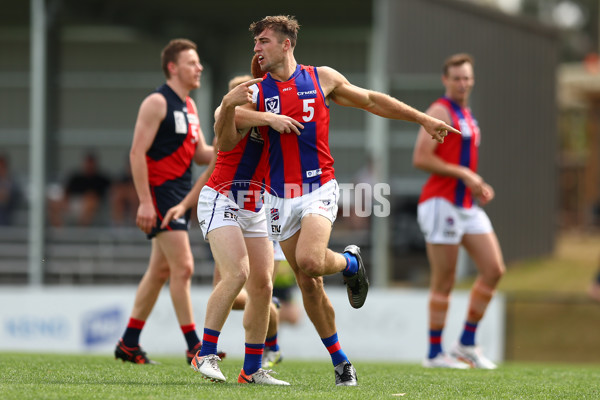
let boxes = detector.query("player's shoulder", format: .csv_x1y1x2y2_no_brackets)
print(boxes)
143,91,167,107
313,66,346,95
138,91,167,119
427,101,451,122
314,65,340,78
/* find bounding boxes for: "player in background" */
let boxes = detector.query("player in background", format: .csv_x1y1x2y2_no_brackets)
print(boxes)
413,53,505,369
234,15,460,386
114,39,213,365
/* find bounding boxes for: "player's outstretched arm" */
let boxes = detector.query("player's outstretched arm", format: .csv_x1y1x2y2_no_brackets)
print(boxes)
322,66,460,143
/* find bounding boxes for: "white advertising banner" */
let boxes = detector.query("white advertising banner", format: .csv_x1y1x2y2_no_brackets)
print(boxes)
0,286,504,362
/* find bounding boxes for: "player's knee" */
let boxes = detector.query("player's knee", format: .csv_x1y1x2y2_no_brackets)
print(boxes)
149,263,170,283
493,263,506,282
171,261,194,282
247,279,273,298
296,253,324,277
222,267,249,291
484,262,505,285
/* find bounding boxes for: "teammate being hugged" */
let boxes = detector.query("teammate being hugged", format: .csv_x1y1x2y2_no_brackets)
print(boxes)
413,53,505,369
174,67,300,384
235,15,460,386
114,38,214,365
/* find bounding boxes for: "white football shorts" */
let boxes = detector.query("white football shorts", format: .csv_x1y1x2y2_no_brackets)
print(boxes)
197,186,268,241
264,179,339,242
417,197,493,245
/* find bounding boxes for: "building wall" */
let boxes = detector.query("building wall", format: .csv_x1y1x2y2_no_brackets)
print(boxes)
385,0,559,263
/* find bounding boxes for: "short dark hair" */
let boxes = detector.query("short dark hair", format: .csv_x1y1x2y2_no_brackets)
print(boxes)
161,38,197,79
443,53,474,76
249,15,300,48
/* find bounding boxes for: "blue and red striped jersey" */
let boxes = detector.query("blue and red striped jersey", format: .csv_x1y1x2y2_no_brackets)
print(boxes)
419,97,480,208
255,65,335,198
206,127,267,212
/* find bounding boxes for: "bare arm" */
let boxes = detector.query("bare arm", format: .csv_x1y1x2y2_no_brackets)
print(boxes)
129,93,166,234
233,105,304,139
215,78,304,152
319,66,460,143
412,103,494,205
214,78,263,152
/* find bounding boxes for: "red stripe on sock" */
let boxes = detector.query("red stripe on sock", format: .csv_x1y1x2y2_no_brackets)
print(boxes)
181,323,196,334
430,336,442,344
128,318,145,330
203,334,219,343
245,347,264,355
326,342,341,354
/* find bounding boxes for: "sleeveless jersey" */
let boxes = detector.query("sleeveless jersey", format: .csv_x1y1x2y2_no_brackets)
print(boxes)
419,97,480,208
254,65,335,198
206,127,267,212
146,84,199,188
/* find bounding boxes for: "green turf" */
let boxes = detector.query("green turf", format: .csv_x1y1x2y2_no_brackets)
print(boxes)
1,353,599,399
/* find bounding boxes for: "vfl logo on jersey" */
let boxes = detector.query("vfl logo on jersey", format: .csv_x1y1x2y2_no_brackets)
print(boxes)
265,96,280,114
174,111,188,134
270,208,280,222
458,119,472,138
306,168,322,178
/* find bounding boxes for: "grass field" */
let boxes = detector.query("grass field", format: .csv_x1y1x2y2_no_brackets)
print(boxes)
1,353,599,399
3,232,600,399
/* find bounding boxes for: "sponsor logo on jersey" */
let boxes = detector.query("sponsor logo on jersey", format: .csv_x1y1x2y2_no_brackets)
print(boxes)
282,87,292,92
297,89,317,99
306,168,322,178
187,113,199,125
174,110,188,134
265,96,280,114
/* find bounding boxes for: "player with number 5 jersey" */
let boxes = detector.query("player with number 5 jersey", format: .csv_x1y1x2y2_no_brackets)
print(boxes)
253,64,334,198
238,15,460,386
